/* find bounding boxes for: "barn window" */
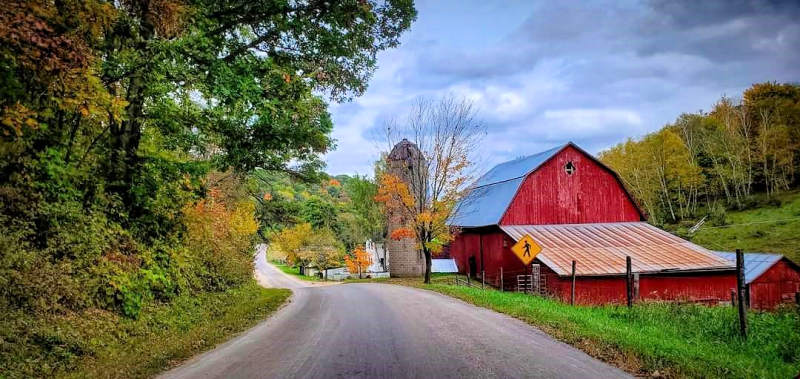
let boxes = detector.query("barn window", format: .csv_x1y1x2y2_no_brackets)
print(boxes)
564,161,576,175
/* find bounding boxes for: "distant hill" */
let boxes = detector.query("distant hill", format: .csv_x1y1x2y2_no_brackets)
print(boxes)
684,191,800,264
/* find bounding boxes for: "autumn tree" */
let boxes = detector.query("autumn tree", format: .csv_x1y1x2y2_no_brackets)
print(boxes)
376,96,485,283
270,222,344,278
345,245,372,278
743,83,799,195
270,223,315,269
297,229,345,280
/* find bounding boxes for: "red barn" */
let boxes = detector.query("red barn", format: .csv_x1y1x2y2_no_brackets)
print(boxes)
448,142,737,305
713,252,800,310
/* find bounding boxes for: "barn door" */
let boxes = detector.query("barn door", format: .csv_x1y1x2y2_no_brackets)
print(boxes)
469,256,477,278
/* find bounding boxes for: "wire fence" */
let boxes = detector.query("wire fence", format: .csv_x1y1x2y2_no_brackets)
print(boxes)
452,265,550,295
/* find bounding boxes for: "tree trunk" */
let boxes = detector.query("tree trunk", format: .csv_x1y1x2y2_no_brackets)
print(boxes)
423,248,432,284
106,11,154,211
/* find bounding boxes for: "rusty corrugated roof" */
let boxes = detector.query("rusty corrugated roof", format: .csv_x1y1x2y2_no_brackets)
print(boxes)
500,222,734,276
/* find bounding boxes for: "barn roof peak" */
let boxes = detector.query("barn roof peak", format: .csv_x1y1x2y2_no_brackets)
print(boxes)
448,141,644,227
473,143,570,188
449,143,572,227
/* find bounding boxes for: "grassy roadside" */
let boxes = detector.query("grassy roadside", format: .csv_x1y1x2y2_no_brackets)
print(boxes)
359,275,800,378
1,282,290,378
270,261,323,281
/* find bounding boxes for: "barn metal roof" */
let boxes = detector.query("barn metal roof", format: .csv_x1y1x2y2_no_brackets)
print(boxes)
500,222,734,276
447,177,524,227
431,258,459,273
712,252,783,284
473,144,565,187
448,144,566,227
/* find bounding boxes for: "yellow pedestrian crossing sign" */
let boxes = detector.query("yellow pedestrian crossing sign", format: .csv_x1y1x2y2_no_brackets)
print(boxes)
511,234,542,265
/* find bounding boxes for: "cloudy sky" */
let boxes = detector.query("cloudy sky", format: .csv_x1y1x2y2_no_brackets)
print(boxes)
324,0,800,176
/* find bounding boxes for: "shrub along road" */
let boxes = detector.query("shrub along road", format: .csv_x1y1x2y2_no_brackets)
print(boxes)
160,257,628,378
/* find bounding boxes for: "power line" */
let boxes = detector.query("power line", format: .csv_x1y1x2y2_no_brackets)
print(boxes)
699,217,800,229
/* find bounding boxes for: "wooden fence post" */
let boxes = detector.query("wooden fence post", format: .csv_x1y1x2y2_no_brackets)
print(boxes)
571,260,576,305
481,270,485,290
736,249,747,339
745,284,750,308
626,256,633,308
500,267,504,292
795,292,800,307
730,290,736,307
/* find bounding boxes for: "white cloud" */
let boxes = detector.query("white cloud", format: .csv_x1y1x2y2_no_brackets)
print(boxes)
322,0,800,176
543,108,642,134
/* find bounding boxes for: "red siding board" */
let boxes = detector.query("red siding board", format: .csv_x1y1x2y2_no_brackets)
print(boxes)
749,260,800,310
638,273,736,303
501,146,641,225
542,272,736,305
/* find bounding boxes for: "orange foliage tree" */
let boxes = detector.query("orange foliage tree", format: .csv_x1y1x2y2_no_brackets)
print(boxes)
376,95,485,283
345,245,372,278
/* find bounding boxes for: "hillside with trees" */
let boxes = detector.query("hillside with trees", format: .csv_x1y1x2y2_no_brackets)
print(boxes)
599,82,800,261
257,170,386,274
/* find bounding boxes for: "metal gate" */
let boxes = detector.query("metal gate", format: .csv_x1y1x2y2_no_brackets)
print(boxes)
516,264,546,294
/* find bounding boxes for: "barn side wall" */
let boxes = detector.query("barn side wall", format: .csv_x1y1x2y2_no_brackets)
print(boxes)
545,271,737,305
451,229,737,305
501,145,642,225
450,228,526,281
749,260,800,310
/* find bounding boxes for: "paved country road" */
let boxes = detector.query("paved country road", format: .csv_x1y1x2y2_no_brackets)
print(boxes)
160,250,629,379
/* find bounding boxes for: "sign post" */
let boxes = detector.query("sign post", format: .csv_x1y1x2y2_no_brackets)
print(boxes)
511,235,542,294
511,234,542,266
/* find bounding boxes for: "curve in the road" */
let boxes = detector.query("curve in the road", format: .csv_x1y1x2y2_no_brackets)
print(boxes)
161,253,630,379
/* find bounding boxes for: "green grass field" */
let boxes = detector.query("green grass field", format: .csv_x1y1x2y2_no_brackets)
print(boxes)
270,261,324,281
688,191,800,263
375,276,800,378
1,282,290,378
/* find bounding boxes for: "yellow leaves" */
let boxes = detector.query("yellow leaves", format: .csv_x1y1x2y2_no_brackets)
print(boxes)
149,0,188,38
377,171,456,255
271,223,313,263
230,200,258,237
109,96,129,123
2,103,38,137
277,189,294,200
271,223,344,269
182,186,258,259
416,211,433,223
375,173,414,209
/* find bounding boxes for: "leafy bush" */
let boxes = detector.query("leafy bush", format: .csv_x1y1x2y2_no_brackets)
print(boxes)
708,201,728,226
182,188,259,291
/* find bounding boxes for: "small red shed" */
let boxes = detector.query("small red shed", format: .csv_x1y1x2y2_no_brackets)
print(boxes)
448,142,737,305
713,252,800,310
